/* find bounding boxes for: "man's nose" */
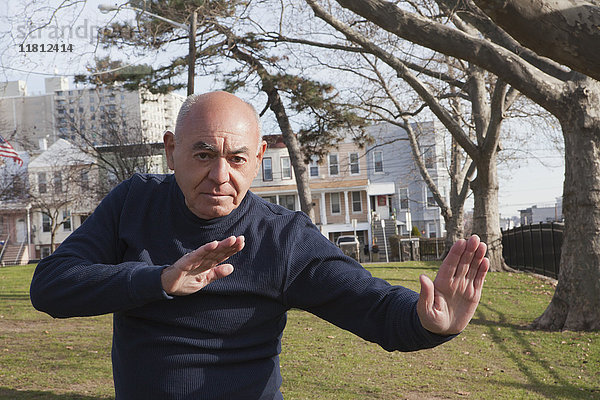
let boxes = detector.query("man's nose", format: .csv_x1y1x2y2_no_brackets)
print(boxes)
208,157,230,184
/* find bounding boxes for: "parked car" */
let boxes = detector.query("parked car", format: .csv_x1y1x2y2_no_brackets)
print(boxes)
336,235,359,247
336,235,360,261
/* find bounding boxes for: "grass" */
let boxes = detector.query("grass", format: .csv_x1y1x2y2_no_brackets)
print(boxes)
0,263,598,399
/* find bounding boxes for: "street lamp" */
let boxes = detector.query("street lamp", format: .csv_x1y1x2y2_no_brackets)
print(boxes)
99,3,197,96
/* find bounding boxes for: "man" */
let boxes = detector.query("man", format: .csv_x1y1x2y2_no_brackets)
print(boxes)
30,91,489,399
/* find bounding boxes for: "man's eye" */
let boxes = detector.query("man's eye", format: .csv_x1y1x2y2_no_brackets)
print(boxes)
194,153,211,160
230,156,246,164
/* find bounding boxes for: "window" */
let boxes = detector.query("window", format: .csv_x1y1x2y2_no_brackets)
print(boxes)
63,210,72,231
426,188,436,207
349,153,360,174
428,223,437,238
281,156,292,179
261,196,277,204
422,146,435,169
352,191,362,212
262,158,273,181
279,195,295,211
374,151,384,173
38,172,47,194
81,170,89,190
330,192,341,214
399,188,409,210
53,172,62,194
42,213,51,232
329,154,339,176
309,157,319,177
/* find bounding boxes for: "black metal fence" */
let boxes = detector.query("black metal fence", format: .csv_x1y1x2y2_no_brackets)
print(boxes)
501,222,563,279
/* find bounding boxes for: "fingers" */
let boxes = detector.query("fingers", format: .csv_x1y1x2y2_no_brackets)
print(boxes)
183,236,245,274
437,235,488,284
465,241,487,282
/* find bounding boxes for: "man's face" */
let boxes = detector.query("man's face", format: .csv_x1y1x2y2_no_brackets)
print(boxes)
165,93,266,220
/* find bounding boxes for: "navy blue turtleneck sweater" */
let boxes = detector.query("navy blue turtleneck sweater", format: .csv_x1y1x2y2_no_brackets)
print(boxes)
30,173,453,399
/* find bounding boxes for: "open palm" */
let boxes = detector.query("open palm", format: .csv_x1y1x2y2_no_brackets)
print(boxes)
417,235,489,335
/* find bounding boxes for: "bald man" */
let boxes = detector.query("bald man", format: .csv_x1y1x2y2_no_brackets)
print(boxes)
31,91,488,400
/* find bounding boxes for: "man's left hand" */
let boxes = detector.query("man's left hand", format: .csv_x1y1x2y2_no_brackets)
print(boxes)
417,235,489,335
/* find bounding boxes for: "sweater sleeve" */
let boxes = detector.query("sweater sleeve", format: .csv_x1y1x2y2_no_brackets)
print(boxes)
30,178,169,318
282,216,454,352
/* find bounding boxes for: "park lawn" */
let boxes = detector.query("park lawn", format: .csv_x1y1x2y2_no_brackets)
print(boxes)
0,263,598,400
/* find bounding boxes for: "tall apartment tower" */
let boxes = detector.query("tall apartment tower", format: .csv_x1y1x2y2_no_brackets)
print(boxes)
0,77,184,153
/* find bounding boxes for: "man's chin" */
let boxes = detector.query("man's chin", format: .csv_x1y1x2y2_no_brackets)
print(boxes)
189,197,236,219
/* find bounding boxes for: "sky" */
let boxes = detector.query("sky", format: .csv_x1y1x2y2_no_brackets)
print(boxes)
0,0,566,219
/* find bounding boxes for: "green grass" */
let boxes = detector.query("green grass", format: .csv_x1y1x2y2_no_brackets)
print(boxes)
0,263,598,399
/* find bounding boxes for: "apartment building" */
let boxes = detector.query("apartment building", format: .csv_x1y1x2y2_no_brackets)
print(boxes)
251,135,371,247
0,77,184,153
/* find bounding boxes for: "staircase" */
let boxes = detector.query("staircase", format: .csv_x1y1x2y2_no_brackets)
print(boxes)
0,242,28,266
371,219,397,261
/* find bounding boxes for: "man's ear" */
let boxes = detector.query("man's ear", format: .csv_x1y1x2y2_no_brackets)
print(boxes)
164,130,176,171
257,140,267,163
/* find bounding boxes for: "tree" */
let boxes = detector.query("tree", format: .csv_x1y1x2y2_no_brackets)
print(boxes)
471,0,600,82
90,1,369,221
305,0,517,268
27,140,96,252
327,0,600,330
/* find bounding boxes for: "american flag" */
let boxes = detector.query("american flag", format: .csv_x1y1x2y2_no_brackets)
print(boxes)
0,135,23,166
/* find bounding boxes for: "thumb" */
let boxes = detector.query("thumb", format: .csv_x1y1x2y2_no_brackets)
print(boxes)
418,273,435,312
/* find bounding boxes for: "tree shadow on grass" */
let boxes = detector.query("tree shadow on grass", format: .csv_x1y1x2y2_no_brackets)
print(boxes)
471,304,598,400
0,388,113,400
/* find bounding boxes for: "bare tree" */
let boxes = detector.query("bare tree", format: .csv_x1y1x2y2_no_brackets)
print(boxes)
28,140,96,252
304,1,518,269
328,0,600,331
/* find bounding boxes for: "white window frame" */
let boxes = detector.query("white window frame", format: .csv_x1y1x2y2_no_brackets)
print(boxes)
426,186,436,208
349,152,360,175
373,151,384,173
281,156,292,180
309,156,319,178
330,192,341,214
63,210,72,232
262,157,273,181
328,153,339,176
351,191,362,213
399,187,409,210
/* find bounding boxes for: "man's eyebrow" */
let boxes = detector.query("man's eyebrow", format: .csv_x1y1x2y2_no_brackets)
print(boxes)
230,146,250,155
191,142,250,155
192,142,217,152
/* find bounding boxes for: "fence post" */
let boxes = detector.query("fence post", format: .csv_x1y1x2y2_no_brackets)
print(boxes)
550,222,557,278
539,222,545,277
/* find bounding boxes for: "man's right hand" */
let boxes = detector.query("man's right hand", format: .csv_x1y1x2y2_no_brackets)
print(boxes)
161,235,244,296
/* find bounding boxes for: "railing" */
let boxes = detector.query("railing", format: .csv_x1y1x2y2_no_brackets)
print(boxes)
15,241,26,265
501,222,563,279
0,233,10,264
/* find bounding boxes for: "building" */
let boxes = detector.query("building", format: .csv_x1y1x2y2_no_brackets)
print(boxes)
26,139,97,259
519,198,563,225
251,135,371,250
0,77,184,153
366,121,449,239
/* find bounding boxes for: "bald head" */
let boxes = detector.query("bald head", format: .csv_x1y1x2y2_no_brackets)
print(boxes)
174,91,262,143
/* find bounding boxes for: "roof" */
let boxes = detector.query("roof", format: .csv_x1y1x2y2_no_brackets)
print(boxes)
28,139,95,168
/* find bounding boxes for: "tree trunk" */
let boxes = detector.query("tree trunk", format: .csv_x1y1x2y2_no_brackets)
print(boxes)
265,90,315,221
470,153,509,271
443,204,464,258
532,78,600,330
